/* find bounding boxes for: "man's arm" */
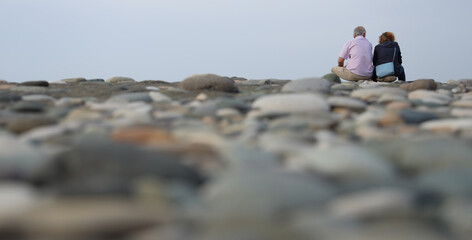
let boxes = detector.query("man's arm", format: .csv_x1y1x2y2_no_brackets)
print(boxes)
338,57,345,67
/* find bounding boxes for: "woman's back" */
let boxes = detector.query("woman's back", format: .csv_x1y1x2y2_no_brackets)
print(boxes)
372,32,406,81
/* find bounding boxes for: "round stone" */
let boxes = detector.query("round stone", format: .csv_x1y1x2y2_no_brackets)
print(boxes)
400,109,439,124
107,92,152,103
387,138,472,173
21,95,56,102
105,76,136,84
111,127,176,145
193,98,249,117
15,199,166,238
181,74,239,93
61,78,87,83
351,88,407,101
281,77,333,94
377,93,408,104
251,93,330,116
87,79,105,82
451,108,472,117
329,188,415,219
289,145,394,181
10,86,49,94
328,96,367,110
6,115,57,134
0,135,53,179
408,90,452,106
19,81,49,87
202,169,335,220
34,141,206,195
421,119,472,132
451,100,472,108
416,169,472,196
458,79,472,87
149,92,172,103
10,101,48,113
322,73,341,84
0,93,22,102
399,79,437,91
386,101,412,110
0,183,37,220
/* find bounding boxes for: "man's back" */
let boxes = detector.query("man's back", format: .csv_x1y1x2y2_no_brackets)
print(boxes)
339,36,374,77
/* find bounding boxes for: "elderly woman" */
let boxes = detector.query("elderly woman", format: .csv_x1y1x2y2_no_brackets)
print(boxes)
372,32,406,82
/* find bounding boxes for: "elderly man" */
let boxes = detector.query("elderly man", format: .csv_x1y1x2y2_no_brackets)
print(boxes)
331,26,374,81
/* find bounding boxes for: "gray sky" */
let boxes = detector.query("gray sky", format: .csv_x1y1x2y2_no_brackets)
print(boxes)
0,0,470,82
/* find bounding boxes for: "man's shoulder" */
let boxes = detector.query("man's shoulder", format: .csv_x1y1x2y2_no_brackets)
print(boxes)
343,38,356,46
351,36,371,44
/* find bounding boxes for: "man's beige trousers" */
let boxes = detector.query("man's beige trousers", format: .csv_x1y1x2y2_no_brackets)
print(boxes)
331,66,372,81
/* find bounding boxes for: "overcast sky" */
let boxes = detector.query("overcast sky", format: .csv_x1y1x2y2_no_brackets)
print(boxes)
0,0,470,82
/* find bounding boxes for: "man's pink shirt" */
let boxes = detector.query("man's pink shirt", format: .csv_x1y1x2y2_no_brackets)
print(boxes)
339,36,374,77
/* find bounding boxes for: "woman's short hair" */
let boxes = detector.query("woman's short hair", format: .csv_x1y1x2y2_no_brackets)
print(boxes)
379,32,395,43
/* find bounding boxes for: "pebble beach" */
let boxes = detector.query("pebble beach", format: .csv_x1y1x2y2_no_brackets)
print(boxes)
1,74,472,240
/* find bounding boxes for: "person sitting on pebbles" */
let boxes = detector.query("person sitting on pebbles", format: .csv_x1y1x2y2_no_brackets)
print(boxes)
331,26,374,82
372,31,406,82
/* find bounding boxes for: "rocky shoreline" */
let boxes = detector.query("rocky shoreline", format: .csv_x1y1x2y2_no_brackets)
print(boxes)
1,74,472,240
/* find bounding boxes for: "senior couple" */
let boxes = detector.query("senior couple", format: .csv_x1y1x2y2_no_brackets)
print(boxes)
331,26,406,82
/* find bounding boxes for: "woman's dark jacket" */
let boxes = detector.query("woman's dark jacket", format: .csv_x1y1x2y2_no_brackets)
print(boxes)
372,41,403,79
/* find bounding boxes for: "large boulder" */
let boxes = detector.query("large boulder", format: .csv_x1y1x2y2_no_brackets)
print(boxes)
181,74,239,93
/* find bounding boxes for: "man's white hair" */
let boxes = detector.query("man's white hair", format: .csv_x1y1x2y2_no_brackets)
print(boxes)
353,26,366,37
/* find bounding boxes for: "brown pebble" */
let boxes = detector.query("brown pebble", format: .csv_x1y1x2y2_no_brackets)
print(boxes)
386,101,412,111
111,127,176,145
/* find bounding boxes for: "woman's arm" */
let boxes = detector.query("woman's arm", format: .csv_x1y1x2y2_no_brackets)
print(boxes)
372,46,378,66
395,42,402,65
